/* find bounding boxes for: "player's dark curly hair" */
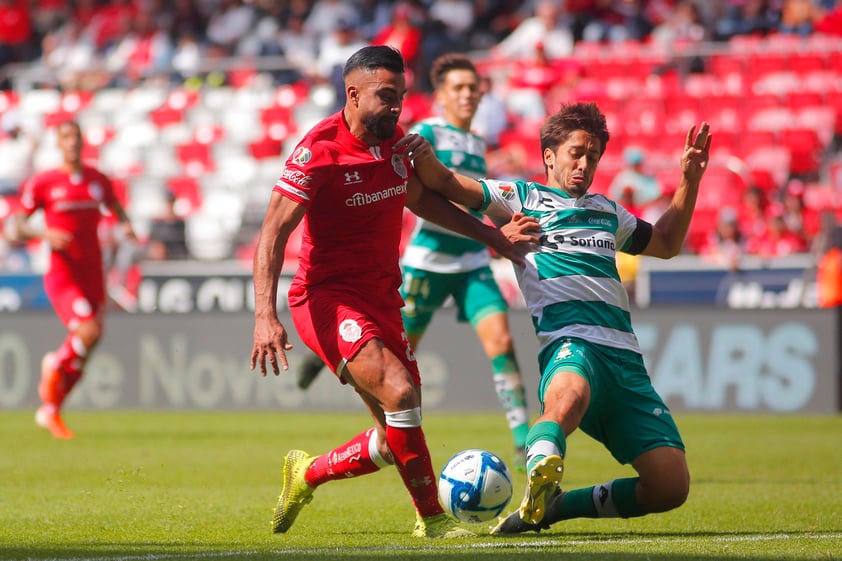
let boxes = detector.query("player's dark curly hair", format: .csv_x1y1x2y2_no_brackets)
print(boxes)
540,102,610,157
343,45,405,77
429,53,478,90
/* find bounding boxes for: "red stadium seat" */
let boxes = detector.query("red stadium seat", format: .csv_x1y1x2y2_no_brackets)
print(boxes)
166,176,202,214
248,136,283,160
175,142,214,176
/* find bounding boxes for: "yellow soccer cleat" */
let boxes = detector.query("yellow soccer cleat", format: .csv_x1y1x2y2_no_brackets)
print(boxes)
518,455,564,525
412,513,475,538
272,450,316,534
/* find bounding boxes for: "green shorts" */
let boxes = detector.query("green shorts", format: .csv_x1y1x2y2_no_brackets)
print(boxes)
400,265,507,335
537,337,684,465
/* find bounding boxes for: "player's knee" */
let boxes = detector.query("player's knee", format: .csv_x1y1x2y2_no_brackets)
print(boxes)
643,471,690,513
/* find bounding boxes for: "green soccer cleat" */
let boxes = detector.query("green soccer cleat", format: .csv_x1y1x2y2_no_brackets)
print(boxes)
518,455,564,525
412,513,475,538
272,450,317,534
490,488,564,535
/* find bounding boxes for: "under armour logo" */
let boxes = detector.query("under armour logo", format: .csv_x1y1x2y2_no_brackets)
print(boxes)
344,171,362,184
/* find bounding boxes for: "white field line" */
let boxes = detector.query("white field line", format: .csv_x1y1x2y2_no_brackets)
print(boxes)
28,532,842,561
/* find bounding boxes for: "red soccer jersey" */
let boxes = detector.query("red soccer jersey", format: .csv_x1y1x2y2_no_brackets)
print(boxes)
19,165,117,274
274,112,413,308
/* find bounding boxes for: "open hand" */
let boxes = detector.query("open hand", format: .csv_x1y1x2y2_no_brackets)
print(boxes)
681,122,712,184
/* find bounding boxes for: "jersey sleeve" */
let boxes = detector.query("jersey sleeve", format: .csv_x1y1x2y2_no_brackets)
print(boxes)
18,175,41,216
477,179,525,226
273,141,332,208
408,120,434,143
615,203,651,253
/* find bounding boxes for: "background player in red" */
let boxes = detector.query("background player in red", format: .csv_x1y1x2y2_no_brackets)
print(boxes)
10,120,135,439
250,46,533,538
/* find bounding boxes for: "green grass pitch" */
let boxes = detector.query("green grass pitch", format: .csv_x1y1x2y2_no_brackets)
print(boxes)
1,411,840,561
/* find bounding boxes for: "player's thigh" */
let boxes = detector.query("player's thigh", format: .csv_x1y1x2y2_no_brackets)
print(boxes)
579,345,685,465
537,338,593,433
455,266,507,327
400,266,459,335
43,272,105,330
291,290,420,387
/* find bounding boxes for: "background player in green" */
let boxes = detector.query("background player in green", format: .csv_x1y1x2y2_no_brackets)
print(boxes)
402,102,711,533
400,53,531,469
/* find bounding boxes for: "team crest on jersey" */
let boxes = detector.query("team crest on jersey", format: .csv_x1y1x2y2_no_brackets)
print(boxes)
497,182,515,200
339,319,363,343
292,147,312,165
391,154,408,179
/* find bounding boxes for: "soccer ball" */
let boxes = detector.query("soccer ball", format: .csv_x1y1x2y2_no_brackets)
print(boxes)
438,449,513,523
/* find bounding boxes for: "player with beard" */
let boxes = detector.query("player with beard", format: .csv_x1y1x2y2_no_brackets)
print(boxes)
250,46,534,538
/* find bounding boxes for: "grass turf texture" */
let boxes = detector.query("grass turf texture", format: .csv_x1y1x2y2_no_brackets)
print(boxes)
1,411,840,561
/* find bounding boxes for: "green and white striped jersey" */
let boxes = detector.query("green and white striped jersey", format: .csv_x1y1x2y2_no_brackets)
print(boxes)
402,117,490,273
479,178,643,354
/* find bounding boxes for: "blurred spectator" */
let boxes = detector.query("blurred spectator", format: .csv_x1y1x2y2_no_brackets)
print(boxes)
642,182,677,224
737,185,769,240
0,112,37,196
0,0,33,70
40,20,101,91
146,191,189,261
303,0,359,42
105,8,173,86
371,3,423,70
206,0,255,54
428,0,475,40
781,179,821,242
746,202,809,257
473,74,508,148
618,186,645,218
651,0,707,75
165,0,207,44
713,0,777,41
275,13,318,83
171,31,203,85
468,1,523,49
778,0,824,35
313,18,367,111
700,206,746,271
90,0,138,51
581,0,655,43
608,147,663,206
493,0,574,60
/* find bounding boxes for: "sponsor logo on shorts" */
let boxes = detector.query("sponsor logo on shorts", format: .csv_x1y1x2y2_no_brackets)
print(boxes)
554,342,573,361
291,146,312,165
339,319,362,342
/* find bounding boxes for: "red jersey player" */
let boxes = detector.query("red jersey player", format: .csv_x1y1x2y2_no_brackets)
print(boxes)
10,120,135,439
250,46,532,538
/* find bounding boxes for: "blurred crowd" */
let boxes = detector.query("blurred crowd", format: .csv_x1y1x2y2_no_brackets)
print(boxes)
0,0,841,93
1,0,841,292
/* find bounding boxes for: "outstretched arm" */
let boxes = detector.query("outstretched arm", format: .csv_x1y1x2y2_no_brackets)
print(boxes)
406,178,531,266
397,133,486,208
642,122,712,259
251,191,306,376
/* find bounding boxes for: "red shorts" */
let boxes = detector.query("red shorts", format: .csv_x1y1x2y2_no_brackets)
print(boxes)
290,288,420,386
43,266,105,329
